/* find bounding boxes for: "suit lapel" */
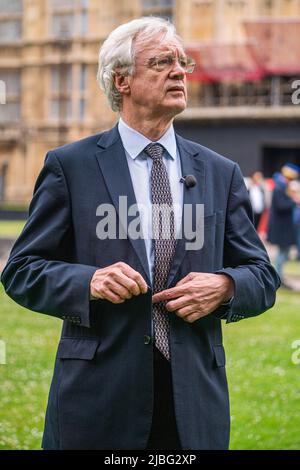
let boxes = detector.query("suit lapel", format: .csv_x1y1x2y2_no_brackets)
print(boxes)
94,127,205,289
95,126,151,285
167,134,205,288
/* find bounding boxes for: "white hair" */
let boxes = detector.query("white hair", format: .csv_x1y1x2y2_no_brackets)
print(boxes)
97,16,182,112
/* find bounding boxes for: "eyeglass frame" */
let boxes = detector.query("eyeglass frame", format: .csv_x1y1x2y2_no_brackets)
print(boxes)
143,52,196,74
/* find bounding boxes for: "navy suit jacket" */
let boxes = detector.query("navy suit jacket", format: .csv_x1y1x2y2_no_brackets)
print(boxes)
1,125,280,449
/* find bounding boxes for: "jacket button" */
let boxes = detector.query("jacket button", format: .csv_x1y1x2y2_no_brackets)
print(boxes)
144,335,151,345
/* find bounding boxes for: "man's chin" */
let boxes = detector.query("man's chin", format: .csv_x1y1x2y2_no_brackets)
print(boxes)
164,99,187,115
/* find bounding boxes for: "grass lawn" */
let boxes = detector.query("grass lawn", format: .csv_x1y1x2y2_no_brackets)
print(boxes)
285,260,300,276
0,221,26,238
224,289,300,450
0,285,300,450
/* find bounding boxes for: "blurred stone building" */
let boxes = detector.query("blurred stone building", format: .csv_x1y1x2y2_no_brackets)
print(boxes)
0,0,300,202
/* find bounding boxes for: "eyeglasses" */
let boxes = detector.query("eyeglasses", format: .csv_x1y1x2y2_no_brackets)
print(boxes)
147,53,196,74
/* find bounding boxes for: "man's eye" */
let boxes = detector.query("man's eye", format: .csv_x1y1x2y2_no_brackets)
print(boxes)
157,57,172,66
179,58,188,67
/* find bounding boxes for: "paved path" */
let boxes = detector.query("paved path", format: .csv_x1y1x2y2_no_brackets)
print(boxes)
264,241,300,292
0,238,15,273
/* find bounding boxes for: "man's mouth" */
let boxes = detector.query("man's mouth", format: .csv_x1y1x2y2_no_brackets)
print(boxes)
167,86,185,93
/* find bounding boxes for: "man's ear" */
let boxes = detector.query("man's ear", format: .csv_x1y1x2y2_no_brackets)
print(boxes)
113,72,131,95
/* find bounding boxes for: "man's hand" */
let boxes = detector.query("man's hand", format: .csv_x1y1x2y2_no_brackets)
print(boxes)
152,272,234,323
90,262,148,303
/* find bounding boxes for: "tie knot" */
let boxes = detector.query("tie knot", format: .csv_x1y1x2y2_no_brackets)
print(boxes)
144,143,165,161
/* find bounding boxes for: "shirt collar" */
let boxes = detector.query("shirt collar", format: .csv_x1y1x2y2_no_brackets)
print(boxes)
118,117,177,161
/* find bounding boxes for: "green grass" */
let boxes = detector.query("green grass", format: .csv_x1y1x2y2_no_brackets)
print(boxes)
224,289,300,450
0,203,28,211
0,221,26,238
0,286,61,450
0,285,300,450
285,260,300,276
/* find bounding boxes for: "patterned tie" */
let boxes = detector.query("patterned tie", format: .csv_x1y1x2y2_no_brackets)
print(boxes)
144,143,177,361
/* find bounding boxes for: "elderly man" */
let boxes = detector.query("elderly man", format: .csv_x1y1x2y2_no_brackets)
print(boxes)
1,17,280,450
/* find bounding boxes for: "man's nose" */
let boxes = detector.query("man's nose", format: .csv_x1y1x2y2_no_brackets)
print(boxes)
169,58,185,79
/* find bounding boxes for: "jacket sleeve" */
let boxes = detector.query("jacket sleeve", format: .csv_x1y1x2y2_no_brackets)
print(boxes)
215,164,281,323
0,151,98,328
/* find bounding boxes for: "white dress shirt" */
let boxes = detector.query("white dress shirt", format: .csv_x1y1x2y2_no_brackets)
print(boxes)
118,117,183,283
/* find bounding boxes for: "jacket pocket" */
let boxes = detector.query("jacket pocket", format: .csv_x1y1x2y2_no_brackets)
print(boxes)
57,338,100,360
213,344,226,367
204,212,216,227
204,210,224,226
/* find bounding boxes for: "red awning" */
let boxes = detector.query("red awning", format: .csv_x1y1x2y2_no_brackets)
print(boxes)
185,18,300,82
186,42,264,82
243,18,300,75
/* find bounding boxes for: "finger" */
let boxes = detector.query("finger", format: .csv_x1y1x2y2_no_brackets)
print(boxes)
152,285,186,303
106,280,133,300
120,265,148,294
175,273,194,287
183,312,202,323
114,272,142,296
101,286,126,304
176,304,198,317
165,296,191,312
